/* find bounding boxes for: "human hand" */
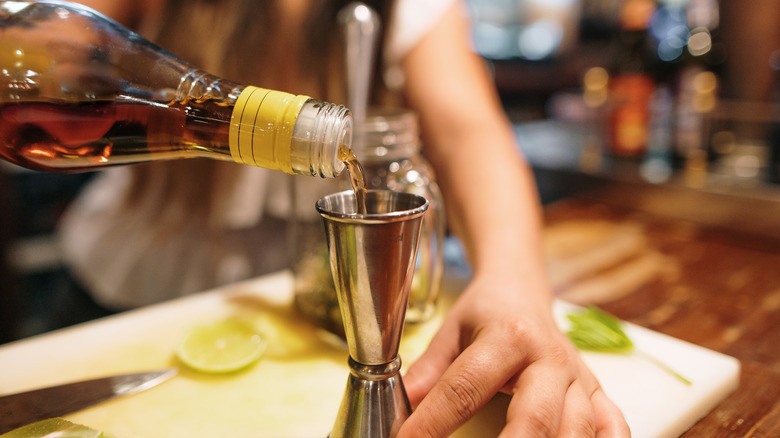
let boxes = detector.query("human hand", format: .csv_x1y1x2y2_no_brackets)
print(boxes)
397,272,631,437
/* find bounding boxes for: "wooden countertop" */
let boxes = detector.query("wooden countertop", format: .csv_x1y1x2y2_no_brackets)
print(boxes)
543,198,780,437
0,192,774,436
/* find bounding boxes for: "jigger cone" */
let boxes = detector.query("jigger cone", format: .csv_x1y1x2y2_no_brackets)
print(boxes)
317,190,428,438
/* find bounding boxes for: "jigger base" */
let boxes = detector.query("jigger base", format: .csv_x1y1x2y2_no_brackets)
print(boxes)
330,356,411,438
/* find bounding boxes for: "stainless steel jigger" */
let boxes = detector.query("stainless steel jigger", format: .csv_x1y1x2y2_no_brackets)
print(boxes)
317,190,428,438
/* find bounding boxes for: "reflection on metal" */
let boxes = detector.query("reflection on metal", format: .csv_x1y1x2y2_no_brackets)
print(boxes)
318,190,427,437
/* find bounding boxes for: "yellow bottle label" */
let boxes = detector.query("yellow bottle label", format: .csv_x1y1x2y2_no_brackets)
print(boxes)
229,86,310,173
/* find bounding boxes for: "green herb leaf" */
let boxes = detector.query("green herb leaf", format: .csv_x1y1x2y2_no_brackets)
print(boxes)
566,306,692,385
566,306,634,352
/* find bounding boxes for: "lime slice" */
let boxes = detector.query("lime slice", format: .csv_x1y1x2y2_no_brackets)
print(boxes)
0,418,115,438
176,318,267,374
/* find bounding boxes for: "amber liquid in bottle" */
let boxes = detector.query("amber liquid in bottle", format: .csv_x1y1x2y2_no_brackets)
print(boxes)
338,144,367,214
0,98,234,172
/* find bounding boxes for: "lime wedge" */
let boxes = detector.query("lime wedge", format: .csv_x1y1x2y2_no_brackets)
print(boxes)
0,418,115,438
176,318,267,374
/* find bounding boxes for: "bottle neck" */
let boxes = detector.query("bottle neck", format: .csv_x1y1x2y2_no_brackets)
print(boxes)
209,81,352,178
177,71,243,105
290,100,351,178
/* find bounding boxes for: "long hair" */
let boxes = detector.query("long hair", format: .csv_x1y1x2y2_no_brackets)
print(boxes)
151,0,394,100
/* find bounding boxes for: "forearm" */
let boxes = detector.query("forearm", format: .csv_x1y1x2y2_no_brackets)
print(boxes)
401,2,551,303
430,122,548,289
395,6,630,436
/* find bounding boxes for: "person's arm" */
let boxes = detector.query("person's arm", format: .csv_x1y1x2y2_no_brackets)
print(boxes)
397,3,630,436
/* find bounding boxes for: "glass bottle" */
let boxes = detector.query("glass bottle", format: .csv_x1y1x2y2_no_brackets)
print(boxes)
292,107,445,333
605,0,657,158
0,0,352,177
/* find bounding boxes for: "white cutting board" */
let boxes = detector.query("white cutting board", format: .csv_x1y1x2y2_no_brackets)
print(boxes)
0,271,739,437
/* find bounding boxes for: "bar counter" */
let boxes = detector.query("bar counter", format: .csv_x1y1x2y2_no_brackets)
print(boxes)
1,165,777,436
543,194,780,437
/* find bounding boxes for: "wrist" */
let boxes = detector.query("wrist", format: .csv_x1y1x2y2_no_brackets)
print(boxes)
468,261,555,308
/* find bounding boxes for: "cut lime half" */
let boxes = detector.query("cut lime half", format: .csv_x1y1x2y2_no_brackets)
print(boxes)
176,318,267,374
0,418,115,438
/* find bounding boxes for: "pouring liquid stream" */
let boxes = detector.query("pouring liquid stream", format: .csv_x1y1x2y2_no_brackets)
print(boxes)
339,144,368,214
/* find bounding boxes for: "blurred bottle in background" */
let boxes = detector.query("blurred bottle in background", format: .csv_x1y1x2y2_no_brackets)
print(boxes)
716,0,780,186
605,0,658,158
671,0,720,184
640,85,674,183
769,67,780,184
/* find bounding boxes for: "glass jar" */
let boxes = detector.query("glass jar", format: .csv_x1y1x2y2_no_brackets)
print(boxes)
291,107,445,335
358,108,445,323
